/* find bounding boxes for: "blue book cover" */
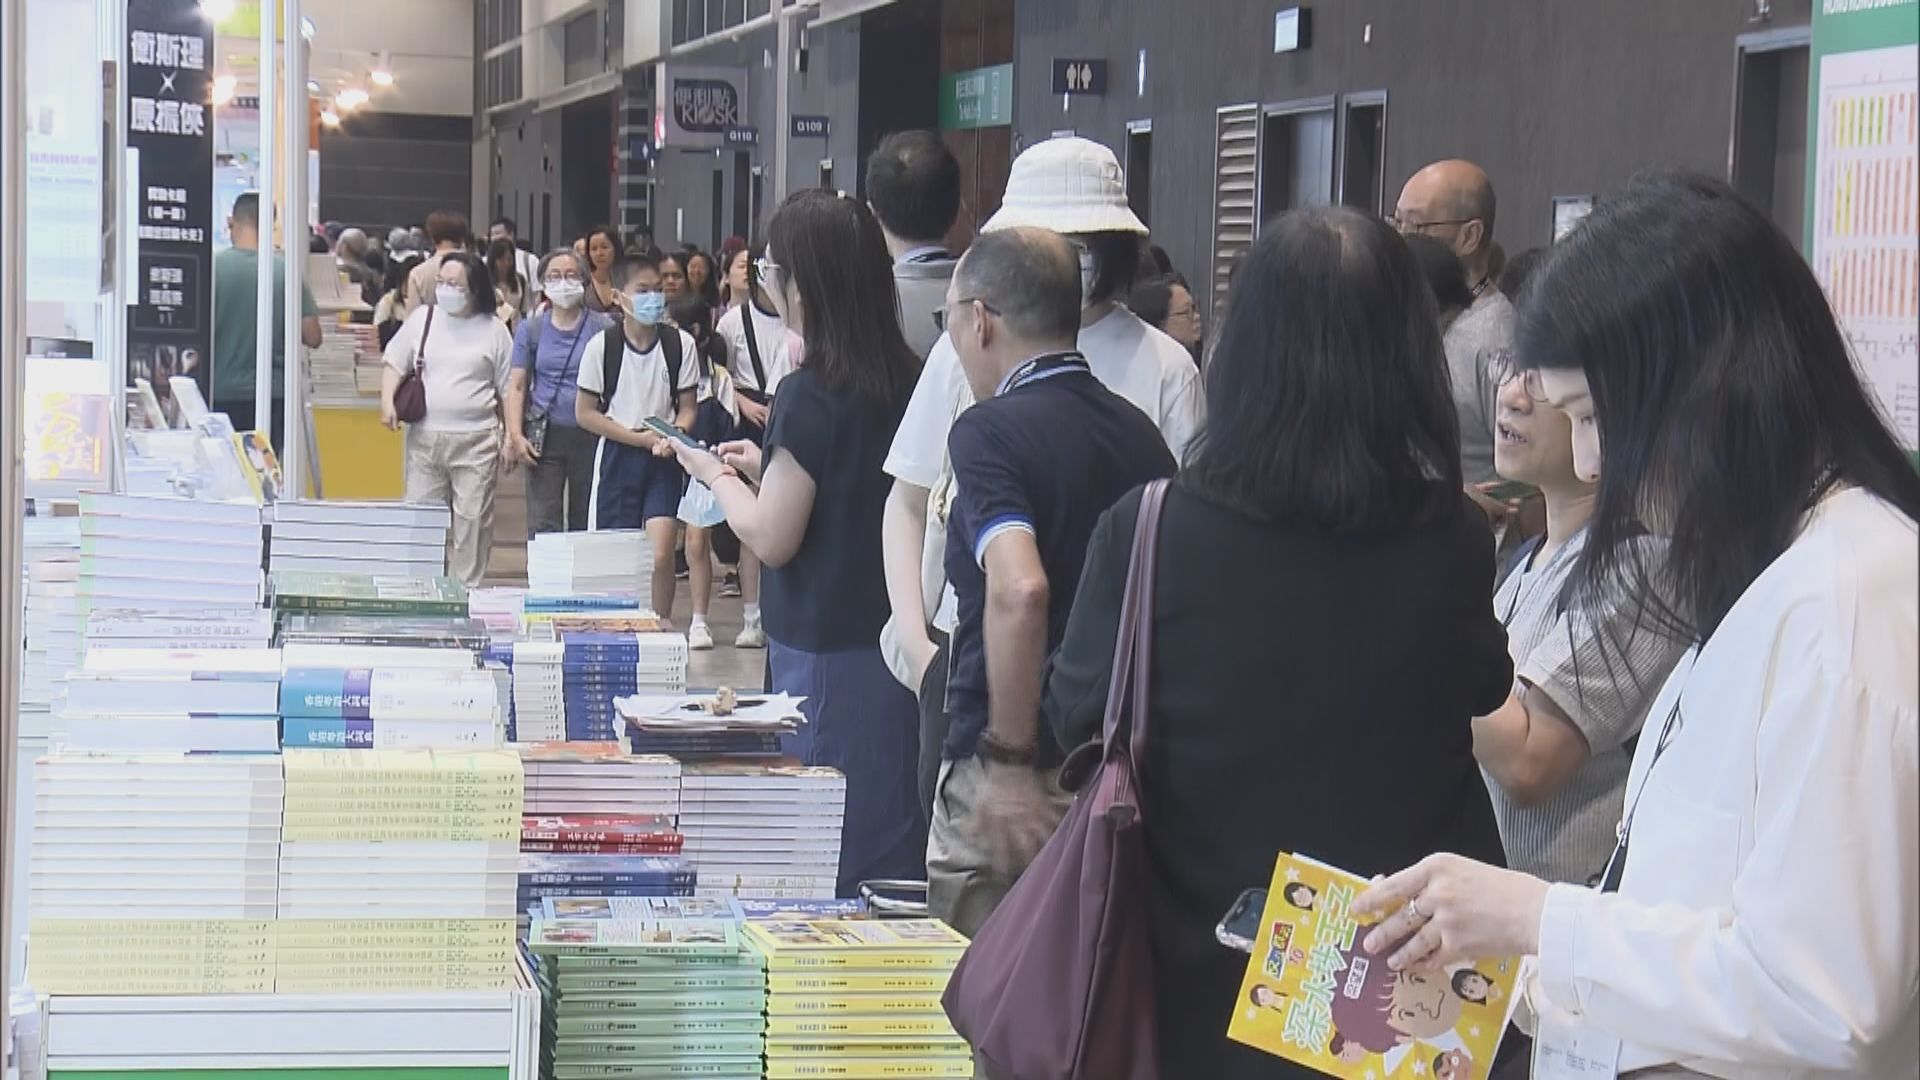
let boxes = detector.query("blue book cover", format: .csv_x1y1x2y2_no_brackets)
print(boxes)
279,667,374,719
518,883,696,901
283,716,377,748
523,854,696,880
523,595,641,612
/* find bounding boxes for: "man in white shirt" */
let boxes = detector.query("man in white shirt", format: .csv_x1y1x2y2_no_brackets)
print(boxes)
879,135,1203,810
489,216,544,306
575,255,699,622
404,209,471,318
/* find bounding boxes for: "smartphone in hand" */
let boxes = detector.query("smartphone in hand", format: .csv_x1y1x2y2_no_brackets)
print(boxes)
1215,887,1267,954
640,416,701,448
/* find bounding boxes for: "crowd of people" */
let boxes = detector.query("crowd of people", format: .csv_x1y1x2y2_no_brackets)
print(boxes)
285,125,1920,1075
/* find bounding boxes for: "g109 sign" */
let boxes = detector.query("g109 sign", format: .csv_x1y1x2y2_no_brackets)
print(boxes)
672,78,743,134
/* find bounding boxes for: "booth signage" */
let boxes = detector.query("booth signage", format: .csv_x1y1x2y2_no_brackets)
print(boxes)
791,115,831,138
1052,59,1107,95
127,0,214,396
940,63,1014,131
660,65,750,151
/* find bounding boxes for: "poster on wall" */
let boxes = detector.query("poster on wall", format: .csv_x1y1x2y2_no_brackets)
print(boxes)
1808,0,1919,449
127,0,215,408
659,65,750,151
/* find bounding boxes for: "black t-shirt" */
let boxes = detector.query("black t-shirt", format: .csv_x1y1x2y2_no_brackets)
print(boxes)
761,367,907,652
943,362,1178,763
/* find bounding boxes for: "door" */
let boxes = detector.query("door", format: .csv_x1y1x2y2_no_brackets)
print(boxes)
1126,121,1153,228
1731,29,1812,251
1257,98,1336,229
1339,93,1387,214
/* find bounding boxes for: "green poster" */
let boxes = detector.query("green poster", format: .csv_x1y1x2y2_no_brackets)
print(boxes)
1805,0,1919,449
940,63,1015,131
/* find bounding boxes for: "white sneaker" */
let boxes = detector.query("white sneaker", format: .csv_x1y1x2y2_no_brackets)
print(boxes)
734,621,766,649
688,623,714,651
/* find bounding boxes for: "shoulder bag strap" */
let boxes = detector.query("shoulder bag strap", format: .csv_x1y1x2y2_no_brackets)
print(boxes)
415,307,434,372
741,304,769,390
1100,478,1172,774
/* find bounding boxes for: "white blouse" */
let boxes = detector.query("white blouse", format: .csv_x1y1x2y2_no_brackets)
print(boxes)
1534,486,1918,1077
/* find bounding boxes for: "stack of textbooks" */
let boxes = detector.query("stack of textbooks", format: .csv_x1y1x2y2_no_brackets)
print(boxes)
519,852,699,912
75,493,265,613
679,765,847,900
19,514,81,738
519,742,683,819
277,612,491,652
279,664,502,749
269,571,468,619
275,748,524,990
268,500,450,579
528,900,766,1079
86,606,276,650
520,600,661,644
527,530,652,599
468,586,527,642
617,692,804,759
743,919,972,1079
58,647,283,753
511,633,689,743
26,754,283,994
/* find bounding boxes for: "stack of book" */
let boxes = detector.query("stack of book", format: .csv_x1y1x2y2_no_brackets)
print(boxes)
519,742,683,819
26,753,283,994
528,900,766,1079
277,612,491,652
279,664,502,749
511,633,689,743
19,513,81,738
518,852,699,912
520,599,660,643
275,748,523,991
527,531,652,600
268,500,450,579
269,571,468,619
58,646,283,753
678,764,847,900
86,606,276,650
743,919,972,1079
75,493,265,614
617,691,803,759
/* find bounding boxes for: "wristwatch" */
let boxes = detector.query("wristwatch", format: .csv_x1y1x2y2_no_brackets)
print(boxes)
977,730,1038,767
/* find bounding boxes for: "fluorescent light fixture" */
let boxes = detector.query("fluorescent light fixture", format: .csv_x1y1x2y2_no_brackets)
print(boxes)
371,51,394,86
335,87,369,110
199,0,235,21
211,74,237,105
320,109,341,127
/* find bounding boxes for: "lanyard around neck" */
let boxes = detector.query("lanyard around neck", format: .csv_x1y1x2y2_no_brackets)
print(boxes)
997,351,1089,397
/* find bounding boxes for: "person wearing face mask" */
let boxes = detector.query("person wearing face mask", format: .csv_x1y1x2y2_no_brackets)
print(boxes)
380,252,517,587
878,136,1203,812
504,249,615,536
574,255,700,622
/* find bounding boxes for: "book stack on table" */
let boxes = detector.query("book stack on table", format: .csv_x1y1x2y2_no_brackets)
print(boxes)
616,691,803,760
511,633,689,743
75,493,265,614
20,513,81,738
270,570,469,619
268,500,450,579
278,612,492,652
58,646,283,753
678,764,847,901
744,919,972,1080
26,753,284,994
279,663,502,750
527,899,767,1080
275,747,524,991
518,742,683,819
527,530,652,599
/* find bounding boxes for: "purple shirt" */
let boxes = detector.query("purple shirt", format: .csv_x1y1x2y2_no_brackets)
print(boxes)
512,310,610,428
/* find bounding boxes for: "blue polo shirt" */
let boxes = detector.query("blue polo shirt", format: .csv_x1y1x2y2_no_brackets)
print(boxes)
942,354,1178,765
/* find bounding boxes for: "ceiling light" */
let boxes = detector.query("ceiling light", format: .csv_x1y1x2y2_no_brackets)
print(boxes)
211,74,237,106
307,79,321,95
335,87,369,111
320,109,341,127
199,0,235,21
300,16,317,40
371,68,394,87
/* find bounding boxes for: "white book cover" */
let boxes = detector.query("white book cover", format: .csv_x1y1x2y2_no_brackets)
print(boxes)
278,839,520,861
81,647,282,679
269,555,445,579
53,718,281,754
78,491,264,526
62,674,279,716
279,643,479,671
272,500,452,530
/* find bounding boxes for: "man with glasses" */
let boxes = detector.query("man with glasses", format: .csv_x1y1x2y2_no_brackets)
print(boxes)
926,227,1176,936
1394,159,1515,486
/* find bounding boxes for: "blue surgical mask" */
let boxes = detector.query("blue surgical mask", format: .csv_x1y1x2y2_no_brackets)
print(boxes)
629,290,667,326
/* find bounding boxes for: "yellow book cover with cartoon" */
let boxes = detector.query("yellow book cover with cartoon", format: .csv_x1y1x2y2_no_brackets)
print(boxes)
1227,852,1517,1080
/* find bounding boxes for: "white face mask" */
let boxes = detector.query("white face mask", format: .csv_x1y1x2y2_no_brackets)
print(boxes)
435,284,469,314
546,280,585,309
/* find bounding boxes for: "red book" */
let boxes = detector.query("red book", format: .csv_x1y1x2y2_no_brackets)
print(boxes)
520,838,686,855
521,814,682,848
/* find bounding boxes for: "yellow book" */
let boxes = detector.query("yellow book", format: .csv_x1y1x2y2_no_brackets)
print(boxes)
765,1063,973,1080
1226,852,1518,1080
743,919,968,971
765,1015,961,1038
768,971,953,994
765,1037,971,1058
765,992,948,1016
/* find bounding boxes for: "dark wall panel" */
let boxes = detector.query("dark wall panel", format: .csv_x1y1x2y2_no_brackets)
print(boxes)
1011,0,1813,299
319,112,474,232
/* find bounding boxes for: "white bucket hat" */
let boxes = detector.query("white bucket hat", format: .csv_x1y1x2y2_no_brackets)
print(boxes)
982,136,1147,236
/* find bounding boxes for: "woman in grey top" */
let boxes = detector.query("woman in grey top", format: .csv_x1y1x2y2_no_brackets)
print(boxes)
1474,353,1687,885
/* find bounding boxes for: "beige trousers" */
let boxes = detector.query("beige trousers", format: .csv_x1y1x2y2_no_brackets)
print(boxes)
926,754,1074,939
404,425,501,587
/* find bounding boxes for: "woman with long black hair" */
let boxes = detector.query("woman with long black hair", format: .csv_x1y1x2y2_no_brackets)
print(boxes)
672,190,926,897
1355,171,1919,1076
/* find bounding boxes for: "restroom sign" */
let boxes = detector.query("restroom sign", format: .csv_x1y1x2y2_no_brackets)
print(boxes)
1052,59,1107,95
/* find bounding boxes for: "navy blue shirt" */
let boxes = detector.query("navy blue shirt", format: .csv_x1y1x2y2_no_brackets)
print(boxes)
943,357,1178,764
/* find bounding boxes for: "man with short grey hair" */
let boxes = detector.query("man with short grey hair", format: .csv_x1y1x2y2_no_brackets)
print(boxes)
925,225,1177,935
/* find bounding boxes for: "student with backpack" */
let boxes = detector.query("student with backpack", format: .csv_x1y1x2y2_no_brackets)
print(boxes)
574,255,699,622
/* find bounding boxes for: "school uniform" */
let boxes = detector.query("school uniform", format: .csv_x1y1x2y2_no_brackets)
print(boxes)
577,326,699,529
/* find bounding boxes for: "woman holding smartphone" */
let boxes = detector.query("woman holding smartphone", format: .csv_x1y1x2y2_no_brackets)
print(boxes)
671,190,924,898
1354,172,1919,1075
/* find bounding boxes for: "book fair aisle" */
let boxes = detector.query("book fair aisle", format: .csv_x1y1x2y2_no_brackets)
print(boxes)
7,491,975,1080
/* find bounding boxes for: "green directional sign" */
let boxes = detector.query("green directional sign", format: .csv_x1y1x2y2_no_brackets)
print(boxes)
940,63,1014,131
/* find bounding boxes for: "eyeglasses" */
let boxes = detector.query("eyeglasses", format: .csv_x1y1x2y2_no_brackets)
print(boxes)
933,297,1001,333
543,272,584,285
1388,214,1476,235
1167,304,1199,321
1487,350,1550,403
754,257,786,290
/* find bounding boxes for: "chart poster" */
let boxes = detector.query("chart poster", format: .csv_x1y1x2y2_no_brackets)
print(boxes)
1807,0,1920,448
126,0,215,402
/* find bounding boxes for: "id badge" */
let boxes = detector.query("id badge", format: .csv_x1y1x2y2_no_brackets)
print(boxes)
1533,1006,1622,1079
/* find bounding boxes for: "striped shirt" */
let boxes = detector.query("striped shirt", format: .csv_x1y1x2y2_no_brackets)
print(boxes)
1485,529,1689,884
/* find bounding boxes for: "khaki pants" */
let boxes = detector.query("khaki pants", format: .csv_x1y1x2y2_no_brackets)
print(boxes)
926,754,1073,939
404,425,501,587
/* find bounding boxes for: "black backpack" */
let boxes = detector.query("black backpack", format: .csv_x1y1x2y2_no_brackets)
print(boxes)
596,323,683,407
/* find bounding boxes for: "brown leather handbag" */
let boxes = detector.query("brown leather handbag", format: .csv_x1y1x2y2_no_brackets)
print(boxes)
942,478,1169,1080
392,307,434,423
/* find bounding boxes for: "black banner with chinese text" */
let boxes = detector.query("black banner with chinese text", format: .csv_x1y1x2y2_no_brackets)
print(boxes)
127,0,214,404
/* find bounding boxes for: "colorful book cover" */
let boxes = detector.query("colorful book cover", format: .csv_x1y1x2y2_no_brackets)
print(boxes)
521,854,697,886
764,1063,972,1080
528,918,743,955
1227,852,1517,1079
541,896,744,921
742,920,967,971
737,898,868,920
277,612,488,649
270,570,468,615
